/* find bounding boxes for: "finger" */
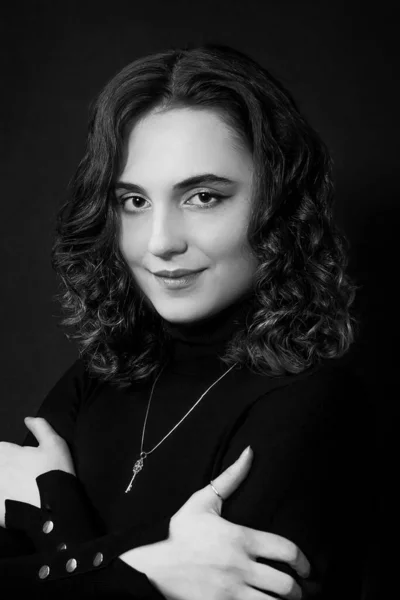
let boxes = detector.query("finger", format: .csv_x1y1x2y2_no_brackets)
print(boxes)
190,446,253,513
240,586,281,600
24,417,60,447
210,445,253,499
181,446,253,517
244,528,310,579
246,561,303,599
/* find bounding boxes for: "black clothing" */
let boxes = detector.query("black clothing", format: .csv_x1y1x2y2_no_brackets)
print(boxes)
0,295,368,598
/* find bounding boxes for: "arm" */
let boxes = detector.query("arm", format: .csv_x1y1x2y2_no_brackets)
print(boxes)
0,359,171,597
0,463,171,598
210,360,369,599
1,496,170,599
0,359,87,559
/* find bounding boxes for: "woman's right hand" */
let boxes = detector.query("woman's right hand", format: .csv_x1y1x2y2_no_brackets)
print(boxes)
121,446,310,600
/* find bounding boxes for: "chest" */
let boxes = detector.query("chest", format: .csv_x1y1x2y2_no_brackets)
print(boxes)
73,369,261,530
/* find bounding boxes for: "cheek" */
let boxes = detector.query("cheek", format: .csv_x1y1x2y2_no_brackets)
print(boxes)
210,219,257,284
205,218,251,264
119,222,142,262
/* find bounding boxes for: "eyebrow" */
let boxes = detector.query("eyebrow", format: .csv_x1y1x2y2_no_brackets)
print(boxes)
114,173,237,194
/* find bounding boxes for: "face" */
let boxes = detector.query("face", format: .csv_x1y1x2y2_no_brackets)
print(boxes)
116,107,258,324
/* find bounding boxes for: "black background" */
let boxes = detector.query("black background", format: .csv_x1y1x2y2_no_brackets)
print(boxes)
1,1,397,597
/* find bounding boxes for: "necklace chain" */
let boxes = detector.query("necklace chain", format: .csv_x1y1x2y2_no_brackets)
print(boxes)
125,361,238,493
141,362,238,455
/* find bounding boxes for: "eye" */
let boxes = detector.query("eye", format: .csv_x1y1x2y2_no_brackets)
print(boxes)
186,192,225,209
118,195,148,211
116,191,226,213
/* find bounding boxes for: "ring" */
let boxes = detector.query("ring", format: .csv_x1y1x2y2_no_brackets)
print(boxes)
209,480,224,500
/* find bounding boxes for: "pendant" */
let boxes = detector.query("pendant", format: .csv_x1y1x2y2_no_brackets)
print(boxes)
125,452,147,493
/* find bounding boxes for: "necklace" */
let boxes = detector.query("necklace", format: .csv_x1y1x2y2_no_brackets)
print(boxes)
125,361,238,493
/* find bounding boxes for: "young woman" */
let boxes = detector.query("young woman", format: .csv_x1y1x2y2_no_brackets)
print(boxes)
0,43,364,599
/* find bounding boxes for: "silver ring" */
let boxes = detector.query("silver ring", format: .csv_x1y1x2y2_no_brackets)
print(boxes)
209,480,224,500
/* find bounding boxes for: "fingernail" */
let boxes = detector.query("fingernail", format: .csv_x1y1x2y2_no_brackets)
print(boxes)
302,565,311,579
240,445,251,458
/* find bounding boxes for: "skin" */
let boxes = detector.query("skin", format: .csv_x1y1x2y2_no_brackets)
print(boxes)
116,106,259,324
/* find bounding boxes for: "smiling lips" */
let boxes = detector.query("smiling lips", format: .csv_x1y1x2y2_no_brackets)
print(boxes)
153,268,204,279
152,269,205,290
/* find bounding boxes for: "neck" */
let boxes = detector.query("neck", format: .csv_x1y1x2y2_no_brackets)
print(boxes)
159,292,253,374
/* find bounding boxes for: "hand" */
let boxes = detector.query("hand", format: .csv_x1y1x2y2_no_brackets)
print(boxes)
0,417,76,528
121,446,310,600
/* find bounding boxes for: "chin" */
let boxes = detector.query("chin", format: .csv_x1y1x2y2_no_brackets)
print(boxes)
152,299,215,325
157,308,206,324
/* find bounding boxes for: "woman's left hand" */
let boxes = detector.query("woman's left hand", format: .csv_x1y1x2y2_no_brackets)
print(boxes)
0,417,76,528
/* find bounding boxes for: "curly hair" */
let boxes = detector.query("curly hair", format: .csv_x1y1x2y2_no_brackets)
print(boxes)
51,43,360,389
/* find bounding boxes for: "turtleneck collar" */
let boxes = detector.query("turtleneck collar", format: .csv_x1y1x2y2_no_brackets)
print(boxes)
161,292,253,375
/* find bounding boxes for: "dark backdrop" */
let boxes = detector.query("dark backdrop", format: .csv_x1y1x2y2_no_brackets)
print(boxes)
1,2,397,598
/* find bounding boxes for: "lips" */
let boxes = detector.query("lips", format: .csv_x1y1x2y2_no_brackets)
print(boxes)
154,270,204,289
153,269,203,279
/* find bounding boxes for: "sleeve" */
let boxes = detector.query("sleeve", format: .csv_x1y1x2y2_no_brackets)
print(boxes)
0,359,170,598
210,360,370,600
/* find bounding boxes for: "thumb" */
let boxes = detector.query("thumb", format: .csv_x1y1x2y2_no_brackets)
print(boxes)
191,445,253,513
24,417,60,446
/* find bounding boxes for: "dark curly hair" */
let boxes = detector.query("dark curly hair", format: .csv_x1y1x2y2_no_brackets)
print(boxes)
51,43,360,389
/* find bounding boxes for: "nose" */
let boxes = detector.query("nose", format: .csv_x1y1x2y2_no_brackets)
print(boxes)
147,205,188,258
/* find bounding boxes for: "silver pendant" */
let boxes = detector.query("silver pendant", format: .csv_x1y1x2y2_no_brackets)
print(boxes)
125,452,147,493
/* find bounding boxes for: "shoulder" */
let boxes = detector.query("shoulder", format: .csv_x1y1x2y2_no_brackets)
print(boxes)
267,351,358,401
53,356,100,395
23,357,101,447
41,357,101,405
244,353,362,438
215,355,361,500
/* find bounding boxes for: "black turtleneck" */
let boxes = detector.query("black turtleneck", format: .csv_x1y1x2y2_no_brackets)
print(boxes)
162,291,253,374
163,290,252,342
0,294,368,599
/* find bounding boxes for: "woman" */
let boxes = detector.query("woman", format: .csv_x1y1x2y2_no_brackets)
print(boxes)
0,43,363,598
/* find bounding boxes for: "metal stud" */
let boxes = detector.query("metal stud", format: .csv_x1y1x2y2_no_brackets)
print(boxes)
93,552,103,567
57,542,67,551
66,558,77,573
42,520,54,534
38,565,50,579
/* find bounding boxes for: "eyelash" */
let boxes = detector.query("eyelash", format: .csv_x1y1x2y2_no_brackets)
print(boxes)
116,191,226,213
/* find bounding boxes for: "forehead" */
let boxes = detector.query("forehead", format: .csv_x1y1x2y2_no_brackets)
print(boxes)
118,108,252,183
